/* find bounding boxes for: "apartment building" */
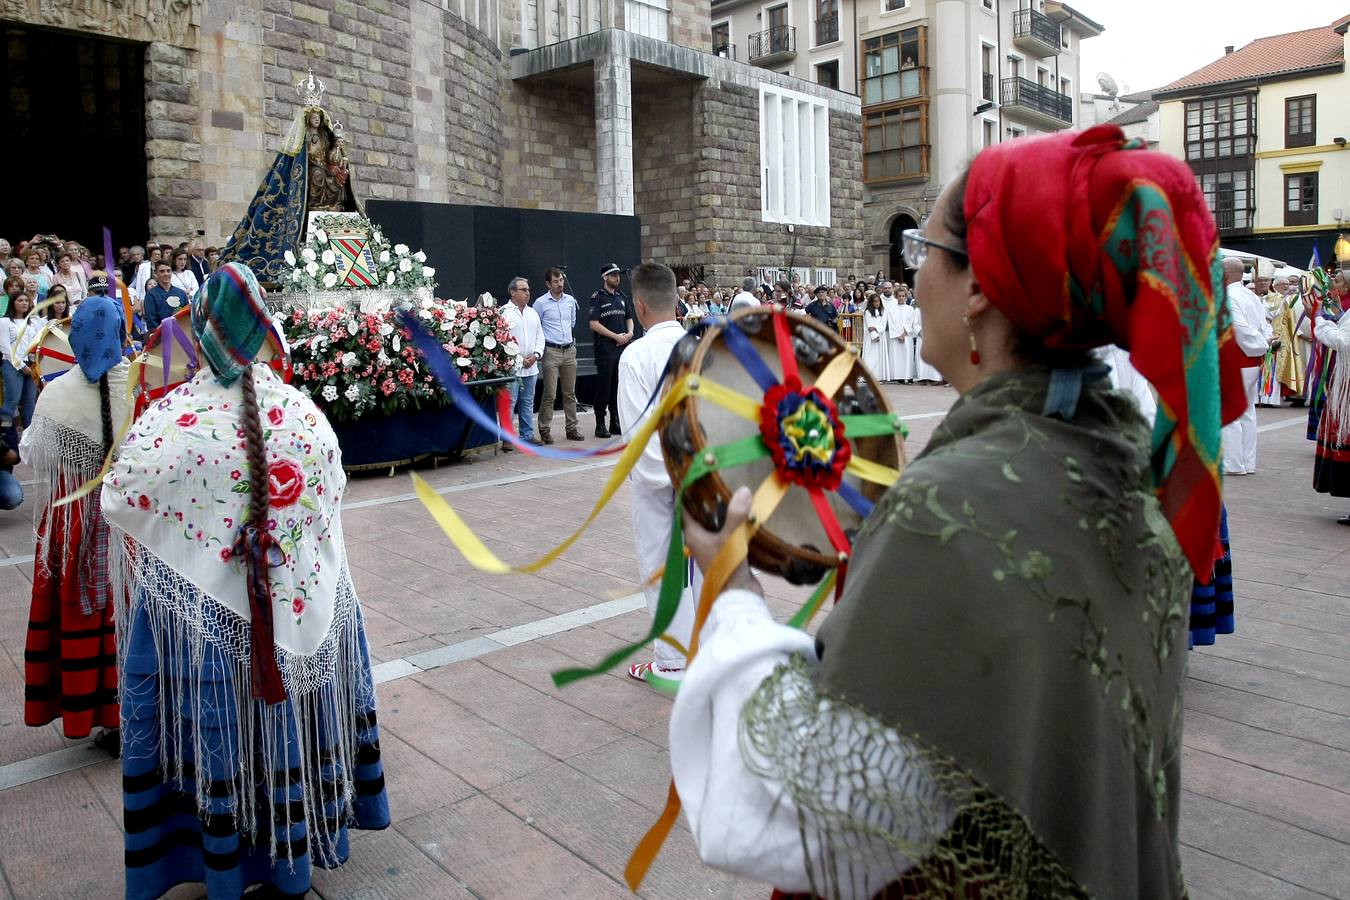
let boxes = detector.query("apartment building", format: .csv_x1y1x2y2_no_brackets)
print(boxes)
708,0,1101,277
1155,16,1350,264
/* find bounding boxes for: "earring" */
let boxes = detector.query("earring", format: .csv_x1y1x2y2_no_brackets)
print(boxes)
964,315,980,365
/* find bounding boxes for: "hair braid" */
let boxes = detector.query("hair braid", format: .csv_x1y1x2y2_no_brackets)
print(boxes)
238,365,269,530
98,373,114,460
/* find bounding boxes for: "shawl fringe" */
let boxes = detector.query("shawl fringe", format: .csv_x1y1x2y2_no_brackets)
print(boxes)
25,416,109,615
110,537,368,866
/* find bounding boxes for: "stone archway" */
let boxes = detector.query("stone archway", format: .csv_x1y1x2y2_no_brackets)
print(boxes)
889,212,918,288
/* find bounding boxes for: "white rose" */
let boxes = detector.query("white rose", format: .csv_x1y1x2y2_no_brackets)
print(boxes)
395,243,409,257
292,269,303,282
455,357,471,367
461,332,478,349
284,249,297,266
420,296,433,310
379,250,390,263
301,248,317,262
315,228,328,244
392,334,401,352
469,322,481,335
322,272,338,288
379,322,394,336
341,351,358,368
440,320,453,332
414,250,427,263
377,351,391,365
386,271,396,285
344,383,360,401
505,340,519,356
399,258,412,273
346,318,360,335
305,261,319,276
483,335,497,350
321,249,336,265
373,229,383,243
423,266,435,278
321,385,338,401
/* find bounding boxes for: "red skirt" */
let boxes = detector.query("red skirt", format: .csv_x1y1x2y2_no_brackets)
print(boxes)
1314,409,1350,498
24,486,119,737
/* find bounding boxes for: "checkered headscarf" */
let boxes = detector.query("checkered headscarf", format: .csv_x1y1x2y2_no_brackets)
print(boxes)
191,262,272,387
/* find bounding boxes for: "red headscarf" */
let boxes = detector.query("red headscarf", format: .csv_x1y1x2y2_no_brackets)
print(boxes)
963,125,1248,576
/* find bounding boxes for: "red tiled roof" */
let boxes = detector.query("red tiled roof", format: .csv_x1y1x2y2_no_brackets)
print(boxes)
1159,20,1345,93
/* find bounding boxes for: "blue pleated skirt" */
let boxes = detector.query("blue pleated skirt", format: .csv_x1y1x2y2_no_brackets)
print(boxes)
1189,506,1234,649
121,592,390,900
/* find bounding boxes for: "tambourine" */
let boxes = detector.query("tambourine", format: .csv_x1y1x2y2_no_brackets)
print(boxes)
660,307,905,585
135,307,292,415
34,318,76,383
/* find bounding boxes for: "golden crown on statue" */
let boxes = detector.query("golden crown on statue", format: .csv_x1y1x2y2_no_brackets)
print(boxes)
296,68,327,107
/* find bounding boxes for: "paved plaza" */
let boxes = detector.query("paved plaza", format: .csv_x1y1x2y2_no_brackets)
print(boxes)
0,383,1347,900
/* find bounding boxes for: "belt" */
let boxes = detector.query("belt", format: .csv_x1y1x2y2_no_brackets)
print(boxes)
545,341,574,350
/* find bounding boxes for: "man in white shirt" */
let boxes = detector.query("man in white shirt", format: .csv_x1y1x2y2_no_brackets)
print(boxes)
534,266,582,443
501,276,545,447
618,262,700,691
730,276,758,313
1221,257,1274,475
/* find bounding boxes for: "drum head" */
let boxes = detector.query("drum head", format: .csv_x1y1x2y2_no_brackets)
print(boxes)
664,307,904,582
139,307,290,402
35,319,76,383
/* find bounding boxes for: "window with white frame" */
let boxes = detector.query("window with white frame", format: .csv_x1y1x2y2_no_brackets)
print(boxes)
760,83,831,226
625,0,669,41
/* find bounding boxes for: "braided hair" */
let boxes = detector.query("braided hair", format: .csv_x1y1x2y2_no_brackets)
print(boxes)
238,363,269,533
98,373,113,460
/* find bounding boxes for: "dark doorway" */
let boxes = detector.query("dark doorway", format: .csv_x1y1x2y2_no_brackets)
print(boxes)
889,213,917,286
0,24,148,252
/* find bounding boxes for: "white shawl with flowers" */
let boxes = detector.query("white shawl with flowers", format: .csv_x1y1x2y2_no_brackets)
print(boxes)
103,364,347,669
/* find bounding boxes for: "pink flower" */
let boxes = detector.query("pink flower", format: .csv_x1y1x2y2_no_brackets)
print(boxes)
176,412,198,428
137,494,151,510
266,407,285,427
292,596,306,616
230,469,242,480
219,548,233,562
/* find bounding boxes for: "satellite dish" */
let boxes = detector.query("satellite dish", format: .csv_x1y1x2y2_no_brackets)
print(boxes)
1096,72,1119,98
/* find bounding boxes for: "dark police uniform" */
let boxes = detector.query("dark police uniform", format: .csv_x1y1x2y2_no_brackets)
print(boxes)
805,295,838,330
589,267,632,435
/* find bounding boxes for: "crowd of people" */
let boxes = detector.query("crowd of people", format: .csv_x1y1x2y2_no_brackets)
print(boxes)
7,126,1348,900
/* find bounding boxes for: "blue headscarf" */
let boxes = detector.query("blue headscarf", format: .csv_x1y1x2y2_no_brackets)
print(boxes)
69,294,126,383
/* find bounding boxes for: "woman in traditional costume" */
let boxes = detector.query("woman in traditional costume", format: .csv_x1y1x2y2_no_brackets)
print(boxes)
1309,287,1350,524
667,126,1247,899
102,263,389,899
22,293,128,745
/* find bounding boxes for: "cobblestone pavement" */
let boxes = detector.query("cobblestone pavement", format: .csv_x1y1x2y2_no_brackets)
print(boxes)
0,383,1346,899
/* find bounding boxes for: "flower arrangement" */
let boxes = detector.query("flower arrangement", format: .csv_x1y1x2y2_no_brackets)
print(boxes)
283,214,437,293
284,296,520,423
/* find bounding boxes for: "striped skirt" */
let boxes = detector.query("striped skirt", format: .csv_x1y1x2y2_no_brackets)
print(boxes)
1190,506,1234,648
121,591,390,900
24,492,119,737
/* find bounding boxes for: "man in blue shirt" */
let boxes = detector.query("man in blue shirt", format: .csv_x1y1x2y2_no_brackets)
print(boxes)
142,261,189,333
534,266,582,443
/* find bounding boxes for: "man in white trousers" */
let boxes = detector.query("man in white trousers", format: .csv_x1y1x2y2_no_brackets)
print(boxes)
618,262,700,692
1221,257,1274,475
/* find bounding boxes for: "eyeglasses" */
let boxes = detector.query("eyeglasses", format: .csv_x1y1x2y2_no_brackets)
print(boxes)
901,228,968,270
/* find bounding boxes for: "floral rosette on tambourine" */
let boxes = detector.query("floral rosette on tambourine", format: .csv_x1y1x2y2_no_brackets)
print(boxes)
283,216,437,294
285,298,519,423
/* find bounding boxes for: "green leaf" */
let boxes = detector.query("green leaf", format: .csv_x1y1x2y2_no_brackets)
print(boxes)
299,494,319,511
231,481,251,493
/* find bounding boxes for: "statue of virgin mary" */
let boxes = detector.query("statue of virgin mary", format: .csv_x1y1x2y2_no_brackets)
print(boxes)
220,73,364,284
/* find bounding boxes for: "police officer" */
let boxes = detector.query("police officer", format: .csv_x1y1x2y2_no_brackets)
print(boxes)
588,263,634,438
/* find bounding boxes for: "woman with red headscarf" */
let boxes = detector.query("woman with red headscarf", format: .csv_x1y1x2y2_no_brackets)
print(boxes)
665,126,1248,899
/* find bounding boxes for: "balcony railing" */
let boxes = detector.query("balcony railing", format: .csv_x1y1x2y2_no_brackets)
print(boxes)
1000,75,1072,125
713,42,736,59
749,25,796,63
815,13,838,45
981,71,994,102
1012,7,1060,57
